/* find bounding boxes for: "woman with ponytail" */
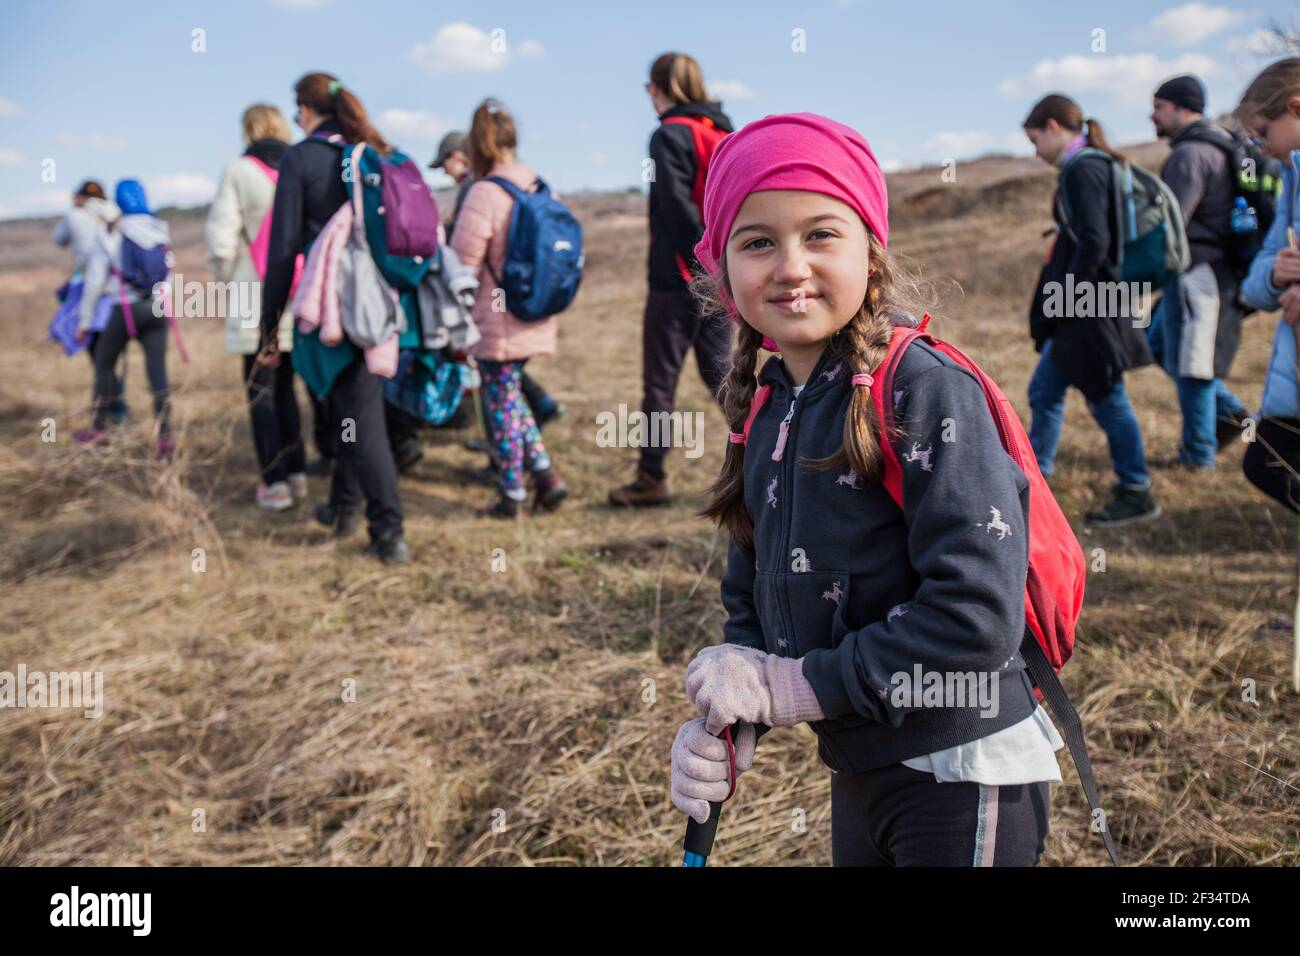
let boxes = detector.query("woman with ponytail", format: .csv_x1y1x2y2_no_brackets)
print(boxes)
670,114,1062,866
259,72,409,563
1023,93,1158,527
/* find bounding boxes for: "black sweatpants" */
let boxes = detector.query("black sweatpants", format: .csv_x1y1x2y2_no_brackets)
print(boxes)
242,354,306,486
830,763,1050,866
639,284,731,478
92,299,169,434
328,359,403,540
309,392,335,462
1243,417,1300,513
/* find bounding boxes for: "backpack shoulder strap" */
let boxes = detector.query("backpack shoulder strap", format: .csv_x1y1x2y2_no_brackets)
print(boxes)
737,384,772,445
1022,638,1123,866
483,174,527,202
245,155,279,184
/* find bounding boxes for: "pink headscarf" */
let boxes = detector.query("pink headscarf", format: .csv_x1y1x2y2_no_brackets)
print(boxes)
692,113,890,350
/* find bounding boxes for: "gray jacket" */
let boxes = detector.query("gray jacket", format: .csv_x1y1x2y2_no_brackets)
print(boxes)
721,337,1040,773
1163,121,1236,267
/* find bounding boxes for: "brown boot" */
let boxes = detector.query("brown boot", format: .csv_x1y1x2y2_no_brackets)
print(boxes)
608,468,669,508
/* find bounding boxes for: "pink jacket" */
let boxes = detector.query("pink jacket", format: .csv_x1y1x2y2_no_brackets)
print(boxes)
450,160,559,362
291,197,397,378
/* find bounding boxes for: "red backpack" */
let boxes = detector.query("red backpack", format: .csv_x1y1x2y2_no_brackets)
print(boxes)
738,317,1119,866
660,114,728,282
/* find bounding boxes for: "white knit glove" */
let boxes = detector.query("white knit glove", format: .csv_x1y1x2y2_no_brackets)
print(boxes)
670,718,757,824
685,644,826,734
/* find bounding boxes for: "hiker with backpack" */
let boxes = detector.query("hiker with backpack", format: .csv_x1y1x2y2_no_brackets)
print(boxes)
73,178,178,459
1238,59,1300,511
433,129,565,434
608,52,735,508
671,113,1107,867
205,103,308,512
260,73,411,563
449,98,578,519
1148,75,1261,469
1023,94,1161,527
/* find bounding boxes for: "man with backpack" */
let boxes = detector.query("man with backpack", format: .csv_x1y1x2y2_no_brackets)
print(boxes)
1149,75,1267,469
609,53,735,508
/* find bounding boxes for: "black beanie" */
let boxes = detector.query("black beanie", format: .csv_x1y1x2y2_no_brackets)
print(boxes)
1154,75,1206,114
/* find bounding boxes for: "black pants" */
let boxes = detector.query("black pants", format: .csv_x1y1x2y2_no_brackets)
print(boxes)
639,284,731,477
92,300,169,434
328,359,403,539
309,392,335,462
1243,417,1300,513
242,354,306,485
830,763,1050,866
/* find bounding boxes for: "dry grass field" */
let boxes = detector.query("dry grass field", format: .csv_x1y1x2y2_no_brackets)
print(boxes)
1,146,1297,866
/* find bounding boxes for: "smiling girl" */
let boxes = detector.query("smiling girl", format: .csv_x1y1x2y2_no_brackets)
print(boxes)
668,113,1064,866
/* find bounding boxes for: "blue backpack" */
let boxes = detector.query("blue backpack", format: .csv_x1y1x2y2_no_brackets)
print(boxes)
117,234,171,294
482,176,583,321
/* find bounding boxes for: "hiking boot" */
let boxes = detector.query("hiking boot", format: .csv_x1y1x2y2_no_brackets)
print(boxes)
480,493,524,519
531,467,569,513
1216,413,1247,452
363,533,412,565
256,481,294,512
534,399,567,429
609,468,669,508
154,435,176,462
1084,485,1162,528
73,426,109,447
315,502,359,539
287,472,309,501
393,436,424,474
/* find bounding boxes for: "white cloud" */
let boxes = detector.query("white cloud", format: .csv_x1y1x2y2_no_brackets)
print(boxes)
410,22,544,74
145,173,218,209
0,148,23,167
923,131,993,160
54,133,81,147
0,96,19,118
377,109,449,143
1226,28,1283,55
708,79,756,101
1148,3,1248,46
1004,131,1034,155
999,52,1221,108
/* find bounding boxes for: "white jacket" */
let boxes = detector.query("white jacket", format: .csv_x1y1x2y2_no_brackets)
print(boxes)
53,199,120,271
78,214,171,331
205,154,293,353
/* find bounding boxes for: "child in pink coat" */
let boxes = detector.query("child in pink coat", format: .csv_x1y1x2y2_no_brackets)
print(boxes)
451,99,568,519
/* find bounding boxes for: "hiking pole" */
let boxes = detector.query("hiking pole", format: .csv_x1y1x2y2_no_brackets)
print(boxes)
1289,228,1300,693
682,724,735,867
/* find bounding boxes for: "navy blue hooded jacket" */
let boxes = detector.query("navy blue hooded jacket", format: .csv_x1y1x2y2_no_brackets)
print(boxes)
721,333,1041,772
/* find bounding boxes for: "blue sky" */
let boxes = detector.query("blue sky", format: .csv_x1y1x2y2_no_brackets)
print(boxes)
0,0,1291,219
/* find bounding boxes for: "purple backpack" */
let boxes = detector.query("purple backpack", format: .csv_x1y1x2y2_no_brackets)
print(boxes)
377,155,440,258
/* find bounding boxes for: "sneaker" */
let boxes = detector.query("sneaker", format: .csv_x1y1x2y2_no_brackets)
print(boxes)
363,533,412,564
256,481,294,512
480,493,524,519
314,502,359,539
531,467,569,513
1084,485,1162,527
287,472,308,501
154,435,176,462
608,468,669,508
73,426,109,447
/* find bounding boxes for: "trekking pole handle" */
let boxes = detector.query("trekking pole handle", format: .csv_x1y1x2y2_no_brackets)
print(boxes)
682,724,735,866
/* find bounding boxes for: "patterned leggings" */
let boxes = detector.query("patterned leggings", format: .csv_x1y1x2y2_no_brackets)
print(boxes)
478,359,551,497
